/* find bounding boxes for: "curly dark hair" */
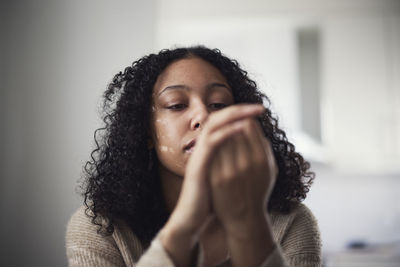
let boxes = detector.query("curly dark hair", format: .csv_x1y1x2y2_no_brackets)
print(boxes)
82,45,314,247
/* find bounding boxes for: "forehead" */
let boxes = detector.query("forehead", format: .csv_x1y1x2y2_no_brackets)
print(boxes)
153,57,228,94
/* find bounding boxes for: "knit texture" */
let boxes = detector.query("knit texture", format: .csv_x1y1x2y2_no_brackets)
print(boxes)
66,203,321,267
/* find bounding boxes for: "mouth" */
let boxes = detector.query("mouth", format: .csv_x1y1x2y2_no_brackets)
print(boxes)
183,139,196,153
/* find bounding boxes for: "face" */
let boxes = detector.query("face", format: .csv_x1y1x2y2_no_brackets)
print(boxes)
150,57,234,179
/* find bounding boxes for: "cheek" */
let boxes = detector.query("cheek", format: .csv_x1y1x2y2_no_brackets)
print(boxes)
153,118,187,175
153,118,182,153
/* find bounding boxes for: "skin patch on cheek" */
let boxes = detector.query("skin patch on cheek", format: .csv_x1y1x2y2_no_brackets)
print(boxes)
155,118,169,126
160,146,175,153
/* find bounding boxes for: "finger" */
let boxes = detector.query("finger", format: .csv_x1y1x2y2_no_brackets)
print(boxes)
233,130,253,172
252,120,278,172
187,120,244,177
219,136,238,180
235,119,263,159
205,120,246,153
243,119,278,178
204,104,264,134
209,143,224,201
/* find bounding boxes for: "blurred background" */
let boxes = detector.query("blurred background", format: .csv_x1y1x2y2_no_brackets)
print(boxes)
1,0,399,266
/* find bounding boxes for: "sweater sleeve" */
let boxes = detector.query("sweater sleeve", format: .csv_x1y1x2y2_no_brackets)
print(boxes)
133,236,176,267
65,207,176,267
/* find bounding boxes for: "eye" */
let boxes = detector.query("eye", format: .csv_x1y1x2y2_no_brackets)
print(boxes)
166,104,186,110
209,103,228,110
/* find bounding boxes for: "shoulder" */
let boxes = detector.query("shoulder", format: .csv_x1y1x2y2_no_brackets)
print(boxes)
288,203,320,238
270,203,322,262
66,206,109,240
66,206,98,235
65,206,124,265
66,206,116,249
289,203,318,227
270,203,318,234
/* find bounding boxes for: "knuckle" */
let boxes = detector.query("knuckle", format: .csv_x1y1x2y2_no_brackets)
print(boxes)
212,176,230,188
237,160,249,172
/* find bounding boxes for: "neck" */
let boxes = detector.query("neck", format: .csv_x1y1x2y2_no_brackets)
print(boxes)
158,164,183,213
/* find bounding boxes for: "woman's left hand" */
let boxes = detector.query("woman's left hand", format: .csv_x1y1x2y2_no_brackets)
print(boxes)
209,117,278,230
208,117,278,267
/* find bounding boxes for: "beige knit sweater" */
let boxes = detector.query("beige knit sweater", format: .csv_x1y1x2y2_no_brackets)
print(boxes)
66,204,321,267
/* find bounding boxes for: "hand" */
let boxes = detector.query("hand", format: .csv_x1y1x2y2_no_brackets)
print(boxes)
208,118,278,267
160,104,265,267
208,118,278,231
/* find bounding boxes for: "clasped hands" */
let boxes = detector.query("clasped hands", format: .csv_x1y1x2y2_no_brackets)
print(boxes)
161,104,278,267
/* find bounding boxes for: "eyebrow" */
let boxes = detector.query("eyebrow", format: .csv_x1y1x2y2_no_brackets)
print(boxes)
157,82,232,97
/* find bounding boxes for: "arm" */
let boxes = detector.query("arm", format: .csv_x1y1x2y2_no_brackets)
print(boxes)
159,104,267,267
207,117,321,267
208,117,278,267
233,204,322,267
224,212,277,267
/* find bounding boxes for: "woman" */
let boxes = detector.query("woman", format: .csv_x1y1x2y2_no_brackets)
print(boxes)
66,46,321,267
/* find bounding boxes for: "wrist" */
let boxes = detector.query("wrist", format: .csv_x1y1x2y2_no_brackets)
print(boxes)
160,220,197,252
160,220,198,267
223,207,270,239
225,213,275,267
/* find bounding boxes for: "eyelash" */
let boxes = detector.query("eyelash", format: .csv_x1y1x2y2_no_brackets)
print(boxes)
209,103,228,109
167,104,186,110
166,103,228,111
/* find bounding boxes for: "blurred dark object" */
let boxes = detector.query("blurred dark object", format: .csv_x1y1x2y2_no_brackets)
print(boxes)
325,241,400,267
347,240,368,249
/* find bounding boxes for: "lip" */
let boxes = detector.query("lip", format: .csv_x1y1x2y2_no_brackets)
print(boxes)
183,139,196,152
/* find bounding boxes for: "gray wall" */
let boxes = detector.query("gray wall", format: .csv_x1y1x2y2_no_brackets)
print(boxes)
1,1,155,266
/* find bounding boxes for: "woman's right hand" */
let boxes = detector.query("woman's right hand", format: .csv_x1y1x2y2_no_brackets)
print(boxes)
160,104,265,267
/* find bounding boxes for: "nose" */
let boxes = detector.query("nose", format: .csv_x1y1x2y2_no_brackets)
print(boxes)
190,104,209,130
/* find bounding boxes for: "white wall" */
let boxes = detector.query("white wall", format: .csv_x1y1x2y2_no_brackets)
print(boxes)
322,16,400,173
304,166,400,253
1,1,156,266
154,0,400,258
